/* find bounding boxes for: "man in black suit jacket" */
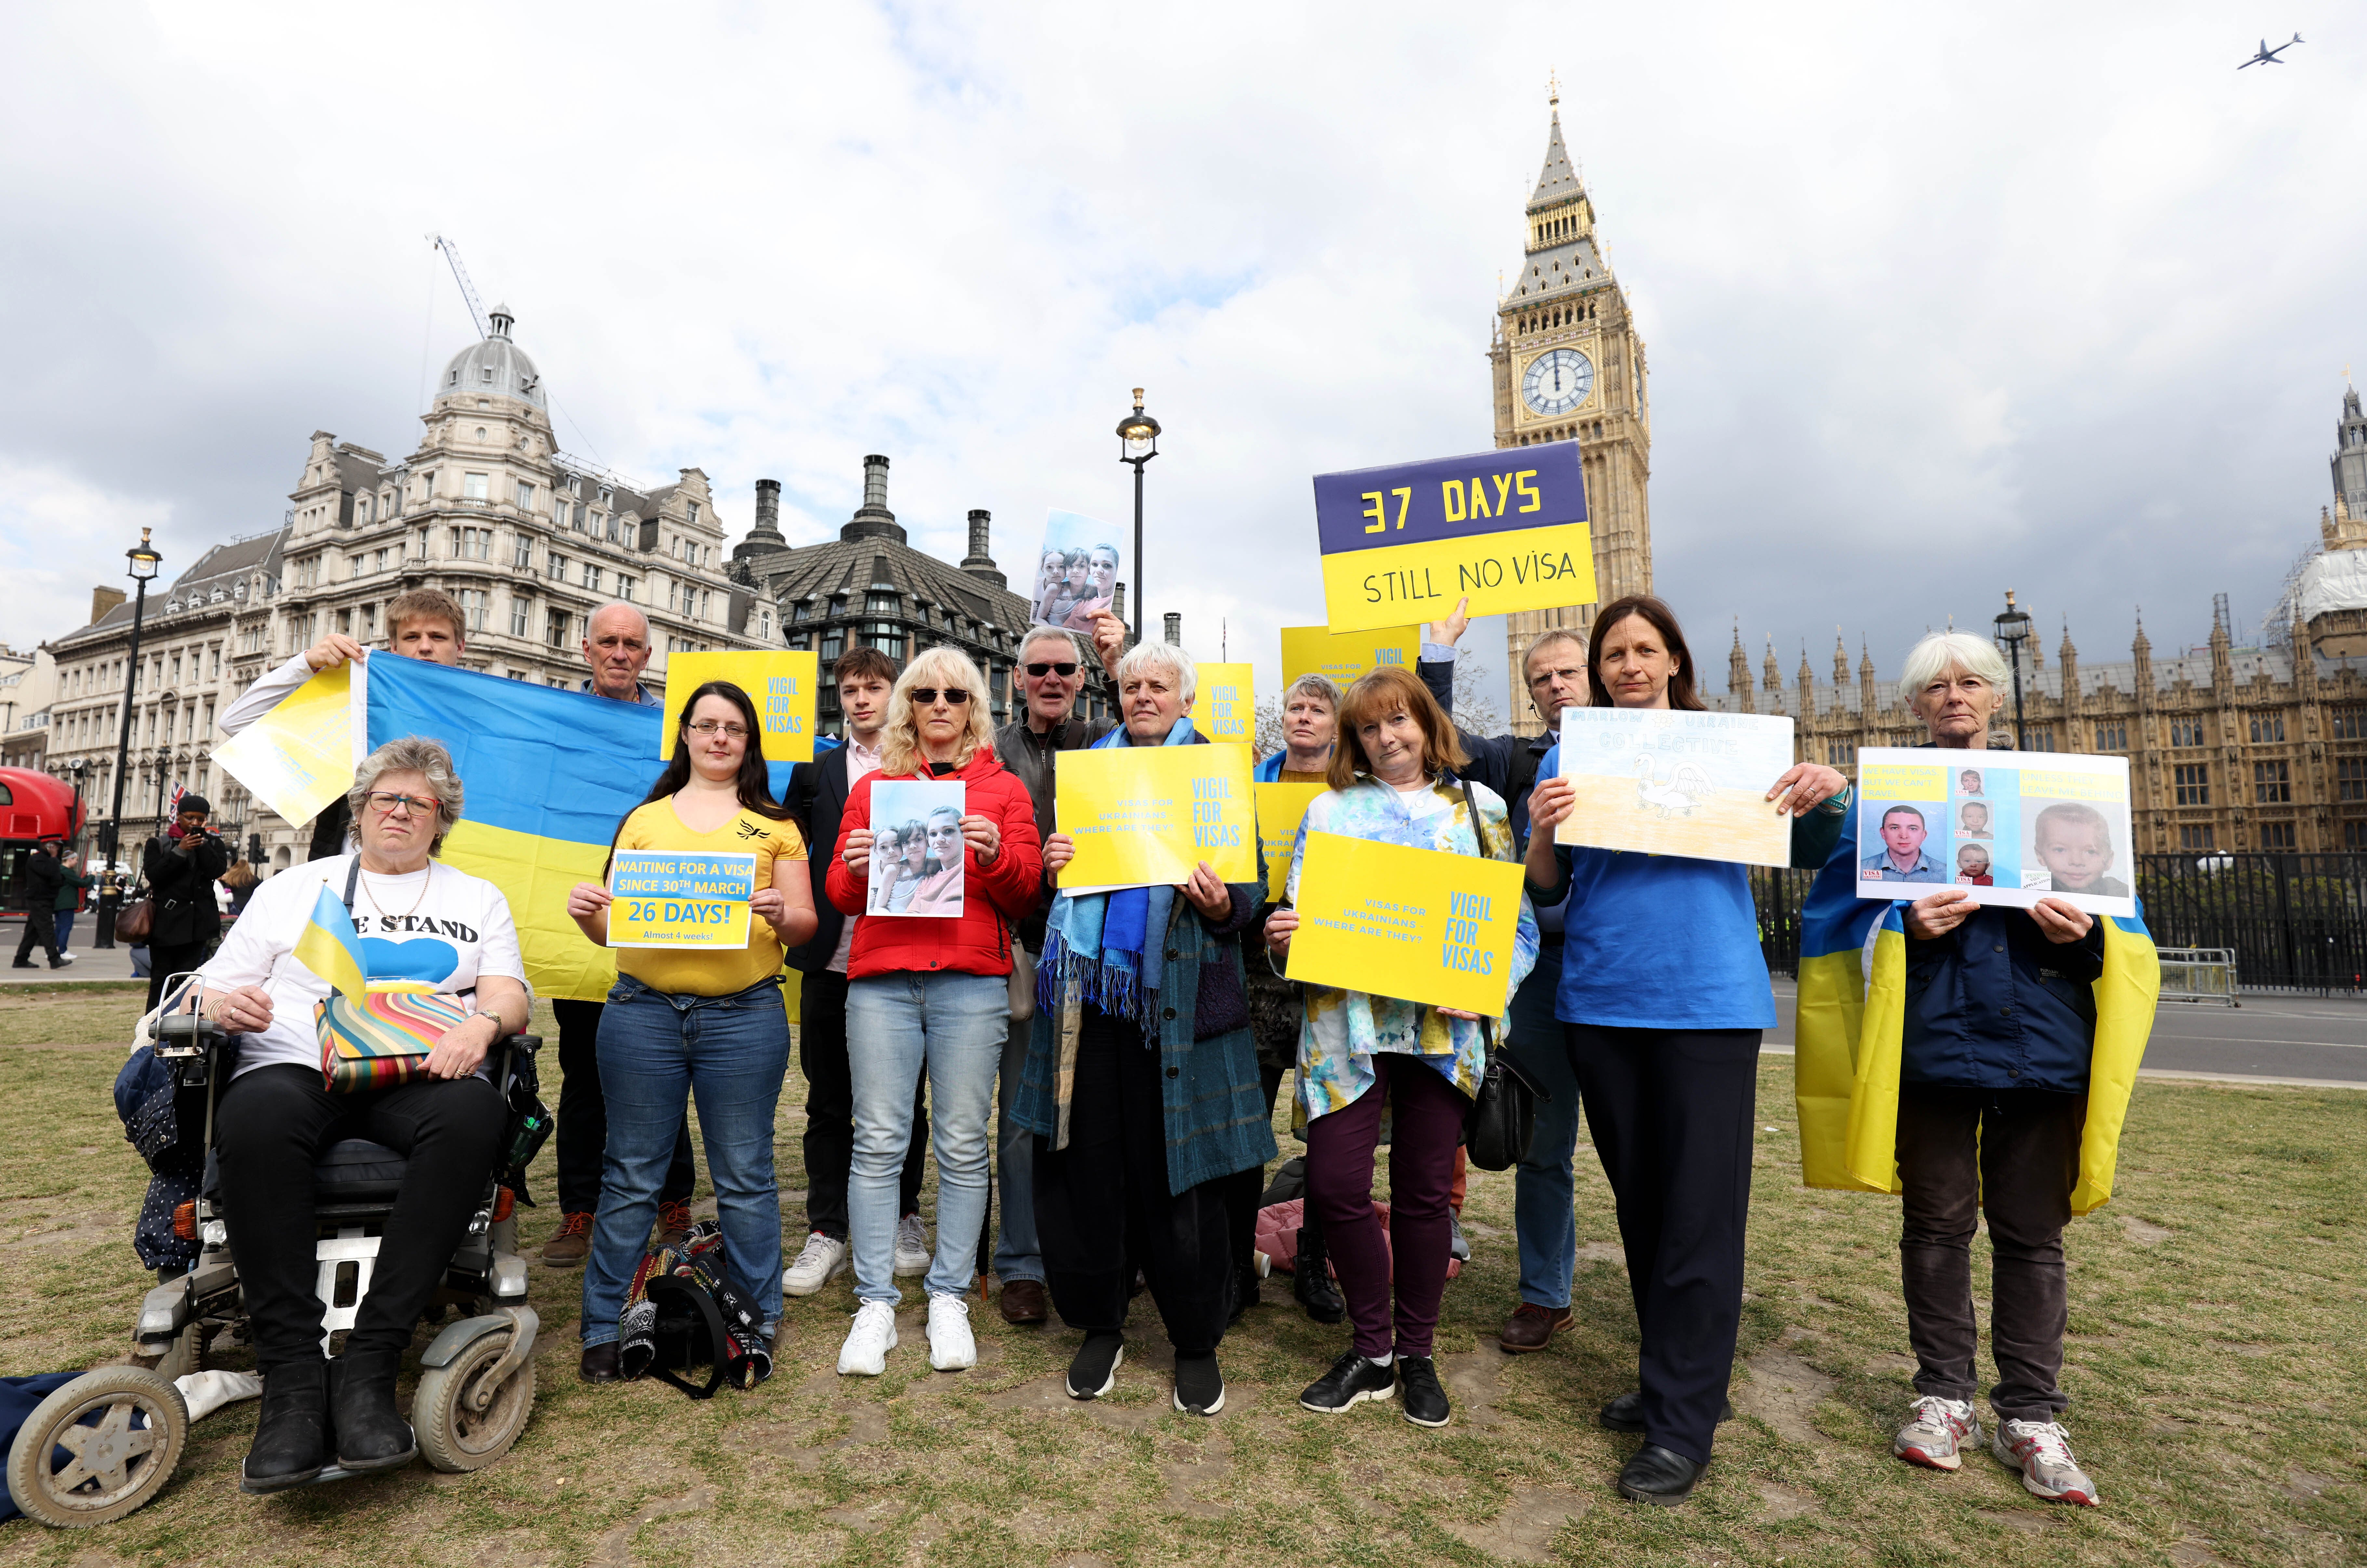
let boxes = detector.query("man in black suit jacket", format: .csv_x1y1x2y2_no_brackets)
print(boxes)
781,648,929,1296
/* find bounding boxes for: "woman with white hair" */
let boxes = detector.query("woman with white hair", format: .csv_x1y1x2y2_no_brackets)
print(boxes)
190,737,530,1492
1017,640,1273,1418
823,647,1045,1377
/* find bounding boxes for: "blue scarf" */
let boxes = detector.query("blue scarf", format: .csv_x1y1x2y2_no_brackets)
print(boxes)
1038,716,1195,1036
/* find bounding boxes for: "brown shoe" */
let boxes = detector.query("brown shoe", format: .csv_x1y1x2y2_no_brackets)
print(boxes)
540,1211,593,1267
999,1278,1050,1326
655,1200,694,1249
1499,1301,1573,1353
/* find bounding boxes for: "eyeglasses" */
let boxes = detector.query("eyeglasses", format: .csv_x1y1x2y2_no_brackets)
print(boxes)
364,791,442,817
1023,662,1079,678
909,688,972,706
686,720,749,738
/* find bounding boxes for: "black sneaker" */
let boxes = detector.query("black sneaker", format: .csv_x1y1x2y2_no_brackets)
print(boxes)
1397,1355,1451,1428
1066,1331,1124,1400
1299,1350,1396,1414
1173,1351,1225,1416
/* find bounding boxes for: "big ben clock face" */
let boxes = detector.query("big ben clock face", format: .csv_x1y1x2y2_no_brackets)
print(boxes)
1522,348,1595,416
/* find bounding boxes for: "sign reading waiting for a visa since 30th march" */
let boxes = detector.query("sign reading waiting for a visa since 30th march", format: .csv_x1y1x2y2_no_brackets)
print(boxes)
1285,833,1527,1016
606,851,758,949
658,651,819,765
1311,439,1594,633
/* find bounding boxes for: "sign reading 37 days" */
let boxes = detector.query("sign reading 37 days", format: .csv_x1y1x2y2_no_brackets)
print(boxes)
1310,439,1594,633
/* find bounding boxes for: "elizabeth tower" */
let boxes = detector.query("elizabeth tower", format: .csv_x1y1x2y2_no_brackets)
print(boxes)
1488,88,1652,732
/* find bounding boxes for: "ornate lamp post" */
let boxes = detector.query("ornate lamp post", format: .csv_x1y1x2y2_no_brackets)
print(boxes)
1116,389,1161,647
1992,589,2032,751
96,529,163,948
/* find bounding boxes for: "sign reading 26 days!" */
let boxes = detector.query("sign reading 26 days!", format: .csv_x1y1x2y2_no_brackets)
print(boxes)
1311,439,1594,634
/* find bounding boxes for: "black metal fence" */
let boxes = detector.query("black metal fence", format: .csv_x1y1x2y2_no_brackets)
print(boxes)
1746,855,2367,994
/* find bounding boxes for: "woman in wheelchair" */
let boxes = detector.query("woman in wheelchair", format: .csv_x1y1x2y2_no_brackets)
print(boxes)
186,737,531,1493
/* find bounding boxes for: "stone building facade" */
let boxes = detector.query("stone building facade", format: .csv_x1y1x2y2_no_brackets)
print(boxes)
1490,88,1652,723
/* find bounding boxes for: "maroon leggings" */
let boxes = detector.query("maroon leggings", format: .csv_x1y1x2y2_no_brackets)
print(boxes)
1303,1055,1468,1360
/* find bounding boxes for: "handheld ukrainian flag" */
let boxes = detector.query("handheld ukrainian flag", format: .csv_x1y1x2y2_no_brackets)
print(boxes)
292,884,368,1004
1792,835,2162,1215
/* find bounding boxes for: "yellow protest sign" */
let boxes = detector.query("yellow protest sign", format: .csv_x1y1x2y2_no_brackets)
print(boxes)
1280,625,1419,689
658,651,819,764
1254,781,1327,901
606,850,756,949
210,661,356,827
1054,743,1256,889
1284,833,1526,1015
1196,662,1255,744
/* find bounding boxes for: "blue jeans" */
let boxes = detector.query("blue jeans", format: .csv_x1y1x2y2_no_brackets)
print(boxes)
581,976,789,1347
991,950,1043,1285
1508,941,1586,1309
845,970,1005,1304
54,912,75,951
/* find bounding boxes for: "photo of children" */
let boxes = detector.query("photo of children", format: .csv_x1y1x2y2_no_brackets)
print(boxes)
866,780,965,917
1955,843,1994,886
1956,800,1993,840
2020,799,2130,900
1858,801,1949,883
1032,510,1124,632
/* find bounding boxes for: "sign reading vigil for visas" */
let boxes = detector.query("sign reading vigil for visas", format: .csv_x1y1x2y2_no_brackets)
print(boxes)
1311,439,1593,634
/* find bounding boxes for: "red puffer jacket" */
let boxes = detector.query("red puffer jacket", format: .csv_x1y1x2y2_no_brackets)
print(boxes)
824,749,1045,979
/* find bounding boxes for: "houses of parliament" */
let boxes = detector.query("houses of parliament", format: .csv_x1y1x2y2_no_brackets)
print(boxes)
1487,95,2367,856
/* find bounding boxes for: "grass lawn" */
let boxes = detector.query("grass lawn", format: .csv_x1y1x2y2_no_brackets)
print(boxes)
0,987,2361,1567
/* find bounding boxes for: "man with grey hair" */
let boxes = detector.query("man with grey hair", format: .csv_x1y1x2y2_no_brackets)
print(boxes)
982,615,1119,1323
543,599,696,1266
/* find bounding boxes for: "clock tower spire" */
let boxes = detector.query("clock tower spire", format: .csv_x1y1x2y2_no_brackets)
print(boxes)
1490,84,1653,730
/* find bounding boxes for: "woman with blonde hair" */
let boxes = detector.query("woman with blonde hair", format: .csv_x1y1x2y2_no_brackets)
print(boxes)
823,647,1044,1376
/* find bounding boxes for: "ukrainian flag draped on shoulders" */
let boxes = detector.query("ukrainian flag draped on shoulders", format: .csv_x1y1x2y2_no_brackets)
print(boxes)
1792,824,2162,1216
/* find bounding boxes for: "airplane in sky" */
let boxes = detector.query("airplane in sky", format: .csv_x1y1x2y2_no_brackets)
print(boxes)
2239,33,2304,68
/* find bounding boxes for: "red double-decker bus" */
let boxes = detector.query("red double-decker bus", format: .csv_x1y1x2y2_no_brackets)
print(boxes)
0,767,88,928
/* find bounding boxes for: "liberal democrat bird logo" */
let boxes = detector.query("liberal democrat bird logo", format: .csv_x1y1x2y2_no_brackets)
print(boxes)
1632,754,1712,818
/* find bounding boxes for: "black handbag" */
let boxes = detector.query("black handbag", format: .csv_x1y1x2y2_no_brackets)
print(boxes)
1454,779,1551,1172
618,1222,772,1398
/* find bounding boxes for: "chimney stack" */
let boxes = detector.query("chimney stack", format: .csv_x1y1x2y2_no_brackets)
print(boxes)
863,455,889,513
735,477,787,566
90,586,127,626
960,508,1006,588
841,453,906,545
1163,612,1182,646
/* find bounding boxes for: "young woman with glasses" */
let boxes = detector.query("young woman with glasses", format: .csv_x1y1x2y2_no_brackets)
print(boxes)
823,648,1045,1377
566,680,818,1383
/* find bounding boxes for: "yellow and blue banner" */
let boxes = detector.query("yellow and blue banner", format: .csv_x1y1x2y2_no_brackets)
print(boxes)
1311,441,1593,633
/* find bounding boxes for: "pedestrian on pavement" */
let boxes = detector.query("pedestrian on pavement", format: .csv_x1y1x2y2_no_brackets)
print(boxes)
11,841,74,970
51,848,96,955
141,798,229,1009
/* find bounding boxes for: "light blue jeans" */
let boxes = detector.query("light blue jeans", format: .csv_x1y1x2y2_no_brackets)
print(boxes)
846,970,1006,1304
1508,941,1587,1310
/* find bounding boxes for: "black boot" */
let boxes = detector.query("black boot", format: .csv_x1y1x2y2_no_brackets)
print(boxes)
331,1349,417,1473
241,1357,331,1494
1293,1227,1345,1325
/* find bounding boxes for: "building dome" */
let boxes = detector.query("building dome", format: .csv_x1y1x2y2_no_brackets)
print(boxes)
435,303,546,410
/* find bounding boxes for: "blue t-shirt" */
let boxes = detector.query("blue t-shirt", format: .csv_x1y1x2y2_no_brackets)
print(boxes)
1537,743,1777,1031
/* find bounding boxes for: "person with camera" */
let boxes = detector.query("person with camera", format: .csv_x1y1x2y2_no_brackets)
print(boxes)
142,795,230,1011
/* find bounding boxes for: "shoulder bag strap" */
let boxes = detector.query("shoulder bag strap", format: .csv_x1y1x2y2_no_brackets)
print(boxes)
342,856,363,918
646,1278,732,1401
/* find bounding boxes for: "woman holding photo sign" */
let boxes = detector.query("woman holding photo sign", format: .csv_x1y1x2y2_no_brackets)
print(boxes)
566,681,816,1384
823,648,1043,1379
1521,595,1849,1505
1263,665,1539,1430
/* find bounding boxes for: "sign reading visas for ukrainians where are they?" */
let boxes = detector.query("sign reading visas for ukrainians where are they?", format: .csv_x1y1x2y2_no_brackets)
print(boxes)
658,651,819,765
1285,833,1527,1015
1053,743,1257,891
1310,439,1593,634
1279,624,1419,689
1196,663,1254,744
606,851,758,949
1253,782,1327,901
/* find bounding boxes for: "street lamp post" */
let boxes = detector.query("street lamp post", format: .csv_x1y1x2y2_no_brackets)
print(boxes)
1992,589,2032,751
1116,389,1161,647
96,528,163,948
151,746,175,825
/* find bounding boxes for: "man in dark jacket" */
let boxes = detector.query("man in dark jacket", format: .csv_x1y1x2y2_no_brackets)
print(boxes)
981,620,1118,1324
141,797,229,1010
11,841,72,970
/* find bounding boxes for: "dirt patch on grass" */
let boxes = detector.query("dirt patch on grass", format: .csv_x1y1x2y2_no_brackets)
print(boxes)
1442,1487,1588,1561
1732,1349,1839,1447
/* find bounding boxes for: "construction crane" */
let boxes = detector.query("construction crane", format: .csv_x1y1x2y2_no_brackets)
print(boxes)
428,234,489,339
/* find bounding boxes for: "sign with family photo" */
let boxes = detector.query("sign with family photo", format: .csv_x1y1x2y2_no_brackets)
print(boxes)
1029,509,1124,632
866,780,966,918
1851,749,2137,919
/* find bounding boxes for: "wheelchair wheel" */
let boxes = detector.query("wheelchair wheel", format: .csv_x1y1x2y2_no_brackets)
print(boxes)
130,1319,207,1382
5,1368,188,1528
411,1325,535,1473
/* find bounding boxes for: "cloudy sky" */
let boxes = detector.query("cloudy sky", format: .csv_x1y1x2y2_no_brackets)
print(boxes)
5,2,2363,713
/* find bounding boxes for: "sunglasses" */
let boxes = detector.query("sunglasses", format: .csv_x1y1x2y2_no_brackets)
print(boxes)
1023,662,1080,678
909,688,972,705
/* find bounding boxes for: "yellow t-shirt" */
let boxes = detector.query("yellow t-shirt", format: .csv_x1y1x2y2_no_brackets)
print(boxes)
612,798,807,997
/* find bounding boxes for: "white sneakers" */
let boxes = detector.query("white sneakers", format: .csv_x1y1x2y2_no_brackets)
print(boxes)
836,1300,898,1376
926,1293,976,1371
1992,1418,2100,1507
893,1213,932,1276
783,1232,849,1297
1893,1395,1981,1470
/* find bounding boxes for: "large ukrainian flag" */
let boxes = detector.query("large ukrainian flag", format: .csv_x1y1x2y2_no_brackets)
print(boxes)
1792,835,2162,1215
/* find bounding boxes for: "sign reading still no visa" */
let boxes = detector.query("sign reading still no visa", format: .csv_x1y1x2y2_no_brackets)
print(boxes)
1310,440,1594,633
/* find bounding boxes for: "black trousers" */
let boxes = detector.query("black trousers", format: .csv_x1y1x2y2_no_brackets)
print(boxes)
1895,1083,2084,1421
1033,1010,1232,1356
214,1063,506,1370
146,941,213,1013
1567,1023,1762,1466
798,970,927,1238
12,906,62,966
554,998,694,1215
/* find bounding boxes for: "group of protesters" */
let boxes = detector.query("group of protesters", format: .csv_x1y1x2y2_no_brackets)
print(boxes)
170,580,2121,1512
